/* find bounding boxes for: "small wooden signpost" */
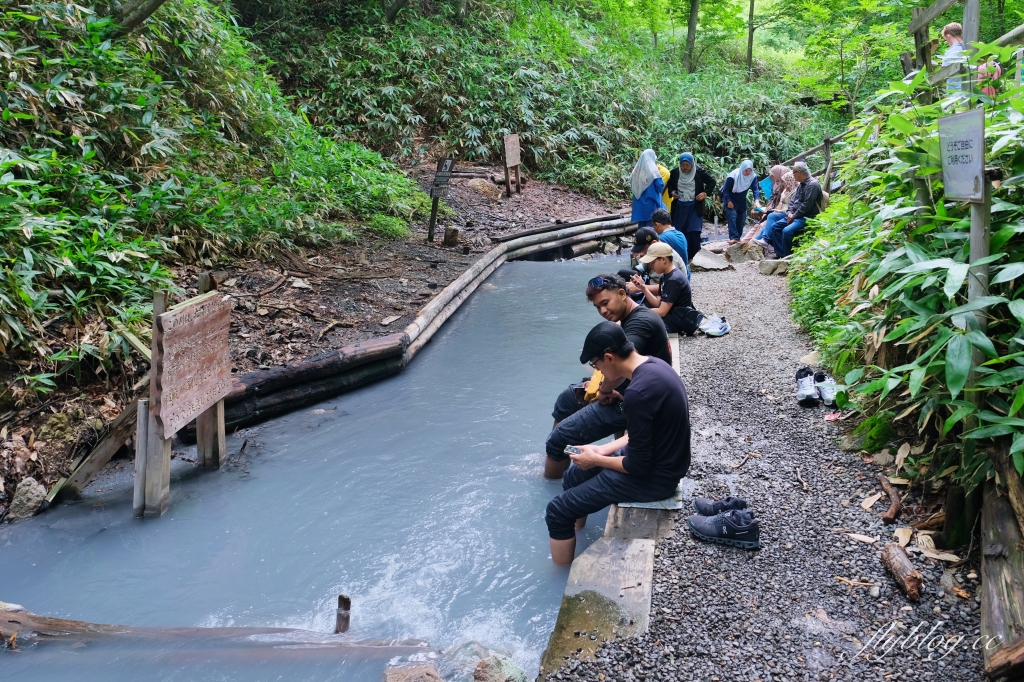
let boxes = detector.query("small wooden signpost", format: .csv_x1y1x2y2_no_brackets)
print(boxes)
503,133,522,198
427,157,454,243
939,107,989,425
134,278,231,517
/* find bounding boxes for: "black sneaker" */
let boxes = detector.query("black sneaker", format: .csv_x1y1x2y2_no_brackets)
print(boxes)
795,366,819,407
693,496,748,516
687,509,761,550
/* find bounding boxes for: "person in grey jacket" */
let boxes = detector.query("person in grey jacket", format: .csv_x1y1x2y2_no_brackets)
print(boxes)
766,161,821,258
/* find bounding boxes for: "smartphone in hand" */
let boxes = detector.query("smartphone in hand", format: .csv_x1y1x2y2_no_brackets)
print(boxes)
564,445,582,456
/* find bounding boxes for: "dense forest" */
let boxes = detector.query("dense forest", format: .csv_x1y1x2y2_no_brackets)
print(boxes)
2,0,1024,493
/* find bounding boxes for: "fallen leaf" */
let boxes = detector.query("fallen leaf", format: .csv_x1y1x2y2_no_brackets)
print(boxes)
921,549,960,562
861,493,883,510
257,308,269,316
380,315,401,326
222,277,237,287
291,277,312,289
953,587,971,599
893,528,913,547
895,442,910,473
910,442,926,456
888,477,911,485
825,412,842,421
916,534,936,551
0,425,7,440
799,350,822,366
847,533,880,544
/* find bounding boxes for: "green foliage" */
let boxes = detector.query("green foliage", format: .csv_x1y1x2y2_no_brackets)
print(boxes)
0,0,426,379
853,411,895,453
366,214,410,240
788,45,1024,489
241,0,843,199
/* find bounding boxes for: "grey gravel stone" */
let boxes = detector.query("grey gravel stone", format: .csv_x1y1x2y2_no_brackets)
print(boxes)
8,477,45,521
547,266,983,682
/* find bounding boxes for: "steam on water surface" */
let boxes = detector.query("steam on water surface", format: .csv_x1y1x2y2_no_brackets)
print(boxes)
0,256,627,681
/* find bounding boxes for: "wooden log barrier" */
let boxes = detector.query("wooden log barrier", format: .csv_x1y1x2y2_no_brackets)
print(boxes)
981,479,1024,679
206,216,635,432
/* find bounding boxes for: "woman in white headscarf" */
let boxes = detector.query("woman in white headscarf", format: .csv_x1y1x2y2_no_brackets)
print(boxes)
630,149,667,227
720,159,760,243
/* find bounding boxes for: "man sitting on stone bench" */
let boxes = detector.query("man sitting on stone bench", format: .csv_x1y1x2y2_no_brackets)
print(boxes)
544,275,672,479
545,322,691,565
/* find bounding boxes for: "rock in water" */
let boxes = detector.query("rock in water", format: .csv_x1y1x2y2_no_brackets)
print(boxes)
725,242,764,263
690,249,731,271
467,178,502,201
474,654,528,682
383,663,444,682
8,477,46,521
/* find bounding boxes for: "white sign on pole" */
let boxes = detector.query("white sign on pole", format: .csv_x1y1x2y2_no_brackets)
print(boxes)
937,108,985,203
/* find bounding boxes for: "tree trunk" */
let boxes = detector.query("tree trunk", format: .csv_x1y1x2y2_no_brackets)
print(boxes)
684,0,700,74
936,483,983,549
383,0,409,23
745,0,755,81
112,0,171,36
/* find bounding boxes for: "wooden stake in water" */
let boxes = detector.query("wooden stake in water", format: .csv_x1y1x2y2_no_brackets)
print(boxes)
196,272,227,468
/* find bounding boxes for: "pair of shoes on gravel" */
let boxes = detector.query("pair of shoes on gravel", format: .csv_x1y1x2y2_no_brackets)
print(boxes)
796,366,837,407
687,497,760,550
699,315,730,337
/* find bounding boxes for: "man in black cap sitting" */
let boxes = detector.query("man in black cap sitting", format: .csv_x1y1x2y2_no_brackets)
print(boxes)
545,321,690,564
544,275,672,479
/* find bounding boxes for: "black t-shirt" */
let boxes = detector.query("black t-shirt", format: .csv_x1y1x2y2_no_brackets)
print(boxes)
621,304,672,366
622,358,691,485
659,267,694,332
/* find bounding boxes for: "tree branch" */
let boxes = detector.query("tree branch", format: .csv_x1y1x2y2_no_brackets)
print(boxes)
112,0,172,37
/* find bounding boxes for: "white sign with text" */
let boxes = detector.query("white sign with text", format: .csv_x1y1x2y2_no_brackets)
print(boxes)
937,108,985,203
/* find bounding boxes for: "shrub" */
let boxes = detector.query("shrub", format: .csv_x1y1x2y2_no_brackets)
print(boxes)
366,214,410,240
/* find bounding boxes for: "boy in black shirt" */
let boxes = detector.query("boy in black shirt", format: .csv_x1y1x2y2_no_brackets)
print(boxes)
631,242,699,335
546,322,691,564
544,275,672,479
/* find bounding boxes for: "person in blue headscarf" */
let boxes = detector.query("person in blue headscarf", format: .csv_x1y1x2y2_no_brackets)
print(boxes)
630,149,666,227
667,153,716,261
720,159,761,243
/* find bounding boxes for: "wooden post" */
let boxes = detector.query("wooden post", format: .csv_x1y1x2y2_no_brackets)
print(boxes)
144,290,172,517
427,197,439,243
196,273,227,468
963,0,980,48
912,8,934,105
981,479,1024,679
133,399,149,518
334,595,351,634
821,135,833,192
503,163,513,199
513,165,522,194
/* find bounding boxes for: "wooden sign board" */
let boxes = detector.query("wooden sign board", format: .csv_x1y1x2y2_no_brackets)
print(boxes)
151,290,232,437
938,108,985,202
503,134,521,168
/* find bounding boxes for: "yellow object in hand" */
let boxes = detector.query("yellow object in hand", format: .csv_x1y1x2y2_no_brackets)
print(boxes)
583,369,604,402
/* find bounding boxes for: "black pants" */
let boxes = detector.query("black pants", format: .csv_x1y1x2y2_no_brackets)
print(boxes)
545,462,679,540
685,232,702,261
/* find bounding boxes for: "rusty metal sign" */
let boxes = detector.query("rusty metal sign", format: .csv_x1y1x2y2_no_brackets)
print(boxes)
151,291,232,437
503,134,521,168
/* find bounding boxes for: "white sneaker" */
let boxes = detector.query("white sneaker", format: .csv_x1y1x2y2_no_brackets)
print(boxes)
796,366,819,407
814,370,838,407
753,238,770,249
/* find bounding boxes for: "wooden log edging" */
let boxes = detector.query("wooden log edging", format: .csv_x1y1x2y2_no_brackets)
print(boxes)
981,479,1024,679
211,217,636,432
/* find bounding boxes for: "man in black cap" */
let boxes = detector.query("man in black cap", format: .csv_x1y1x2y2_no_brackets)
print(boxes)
545,321,690,564
543,275,672,478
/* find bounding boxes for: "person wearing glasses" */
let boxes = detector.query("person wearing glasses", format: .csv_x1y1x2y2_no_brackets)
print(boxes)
544,275,673,479
545,321,691,564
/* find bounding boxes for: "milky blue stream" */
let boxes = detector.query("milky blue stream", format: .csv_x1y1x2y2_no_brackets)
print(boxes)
0,256,627,681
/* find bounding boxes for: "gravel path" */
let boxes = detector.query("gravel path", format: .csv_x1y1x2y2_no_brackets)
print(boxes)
552,262,985,682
